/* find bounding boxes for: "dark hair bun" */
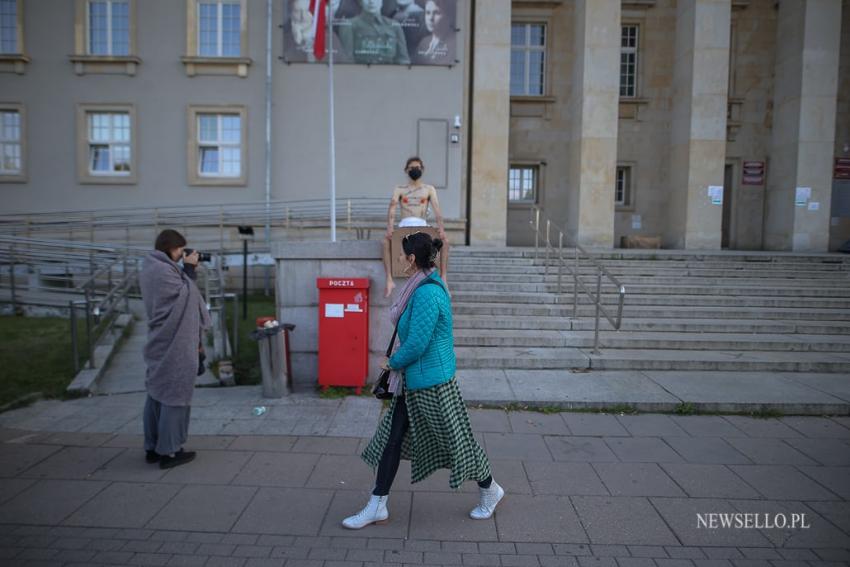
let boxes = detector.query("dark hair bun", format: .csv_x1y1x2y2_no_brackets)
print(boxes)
432,238,443,252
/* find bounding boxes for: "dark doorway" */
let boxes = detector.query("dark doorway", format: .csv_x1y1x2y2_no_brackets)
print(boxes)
722,163,734,248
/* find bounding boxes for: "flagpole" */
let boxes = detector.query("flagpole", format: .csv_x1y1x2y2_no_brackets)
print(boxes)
327,0,337,243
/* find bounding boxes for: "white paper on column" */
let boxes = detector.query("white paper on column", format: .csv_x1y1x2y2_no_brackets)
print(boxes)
631,215,642,229
324,304,345,318
708,186,723,205
795,187,811,206
807,202,820,211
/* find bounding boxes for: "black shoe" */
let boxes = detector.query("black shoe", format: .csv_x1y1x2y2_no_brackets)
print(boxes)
145,450,160,464
159,450,196,470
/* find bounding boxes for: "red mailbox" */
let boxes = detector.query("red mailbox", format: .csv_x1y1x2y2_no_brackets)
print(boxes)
316,278,370,393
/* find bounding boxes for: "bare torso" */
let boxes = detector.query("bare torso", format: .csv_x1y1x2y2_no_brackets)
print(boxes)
393,183,434,220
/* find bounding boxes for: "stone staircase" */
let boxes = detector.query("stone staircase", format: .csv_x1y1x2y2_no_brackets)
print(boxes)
449,247,850,374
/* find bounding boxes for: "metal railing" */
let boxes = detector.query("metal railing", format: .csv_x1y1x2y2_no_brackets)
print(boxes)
0,197,411,252
529,206,626,353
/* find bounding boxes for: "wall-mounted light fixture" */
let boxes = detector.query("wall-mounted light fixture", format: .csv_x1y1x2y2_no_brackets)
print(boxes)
453,115,462,129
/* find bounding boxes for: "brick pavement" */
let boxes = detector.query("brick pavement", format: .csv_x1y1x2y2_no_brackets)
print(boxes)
0,409,848,566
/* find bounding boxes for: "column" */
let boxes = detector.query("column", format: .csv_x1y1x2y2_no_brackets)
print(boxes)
469,0,511,245
665,0,731,250
764,0,842,251
565,0,620,247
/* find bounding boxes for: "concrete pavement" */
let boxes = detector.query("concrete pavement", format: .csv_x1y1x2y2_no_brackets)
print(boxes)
0,385,848,566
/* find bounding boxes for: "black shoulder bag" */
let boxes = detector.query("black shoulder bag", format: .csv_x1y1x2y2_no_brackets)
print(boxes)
372,278,444,399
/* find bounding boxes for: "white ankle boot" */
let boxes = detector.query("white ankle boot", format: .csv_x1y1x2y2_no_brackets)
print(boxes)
469,480,504,520
341,494,389,529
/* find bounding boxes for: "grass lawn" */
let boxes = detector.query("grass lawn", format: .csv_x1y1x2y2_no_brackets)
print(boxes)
0,315,89,408
225,293,277,385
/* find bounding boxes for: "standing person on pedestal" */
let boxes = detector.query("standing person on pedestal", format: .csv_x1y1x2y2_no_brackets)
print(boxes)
139,229,211,469
383,156,449,297
342,233,504,529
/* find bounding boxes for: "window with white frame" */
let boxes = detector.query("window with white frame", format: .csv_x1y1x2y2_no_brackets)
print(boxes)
197,113,241,177
198,0,241,57
508,166,538,203
87,111,132,175
0,0,17,53
0,109,22,175
615,165,632,207
510,23,545,96
620,24,639,98
87,1,130,56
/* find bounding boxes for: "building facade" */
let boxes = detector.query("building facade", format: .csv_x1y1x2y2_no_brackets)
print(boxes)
1,0,848,251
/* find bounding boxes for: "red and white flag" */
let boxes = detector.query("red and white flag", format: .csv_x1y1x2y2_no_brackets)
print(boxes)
310,0,328,60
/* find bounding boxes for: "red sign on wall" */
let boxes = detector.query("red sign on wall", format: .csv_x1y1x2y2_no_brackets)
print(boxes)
835,158,850,180
742,161,765,186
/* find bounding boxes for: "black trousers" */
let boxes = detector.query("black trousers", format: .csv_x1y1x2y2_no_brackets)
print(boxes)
372,396,492,496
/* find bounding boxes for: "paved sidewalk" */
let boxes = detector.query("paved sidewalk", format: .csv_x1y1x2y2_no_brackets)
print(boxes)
0,390,848,567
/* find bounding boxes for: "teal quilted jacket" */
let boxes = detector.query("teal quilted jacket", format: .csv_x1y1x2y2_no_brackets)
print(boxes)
388,272,455,391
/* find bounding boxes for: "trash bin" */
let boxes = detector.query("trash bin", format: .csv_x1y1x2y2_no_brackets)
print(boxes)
250,318,295,398
316,278,370,393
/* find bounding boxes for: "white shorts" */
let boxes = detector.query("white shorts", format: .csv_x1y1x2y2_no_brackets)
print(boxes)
398,216,428,228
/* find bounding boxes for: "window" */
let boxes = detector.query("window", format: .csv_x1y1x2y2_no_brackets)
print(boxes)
510,23,545,96
198,114,241,177
188,106,247,186
199,0,241,57
508,166,538,203
0,106,23,180
620,25,639,98
87,112,131,175
183,0,250,77
76,104,136,184
72,0,138,75
0,0,16,53
615,166,632,207
87,1,130,56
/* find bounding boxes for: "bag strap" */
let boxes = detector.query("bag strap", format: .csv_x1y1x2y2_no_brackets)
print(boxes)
384,277,444,356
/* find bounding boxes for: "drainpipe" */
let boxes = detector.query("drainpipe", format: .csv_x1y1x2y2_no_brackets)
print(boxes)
464,0,476,247
264,0,273,249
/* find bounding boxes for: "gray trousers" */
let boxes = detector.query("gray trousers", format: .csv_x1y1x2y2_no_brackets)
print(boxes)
143,395,191,456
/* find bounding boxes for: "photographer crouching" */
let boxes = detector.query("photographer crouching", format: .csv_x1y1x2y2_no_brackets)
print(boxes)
139,229,211,469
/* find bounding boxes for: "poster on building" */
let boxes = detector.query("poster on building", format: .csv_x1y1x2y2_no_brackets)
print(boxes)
741,160,765,185
835,158,850,180
283,0,457,66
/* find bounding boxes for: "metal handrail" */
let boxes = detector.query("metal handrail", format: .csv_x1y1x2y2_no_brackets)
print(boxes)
529,206,626,353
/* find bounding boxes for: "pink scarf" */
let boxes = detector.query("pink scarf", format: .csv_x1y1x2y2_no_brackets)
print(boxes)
387,268,435,395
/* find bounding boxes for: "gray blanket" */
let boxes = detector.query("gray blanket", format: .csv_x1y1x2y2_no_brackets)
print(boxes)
139,251,211,406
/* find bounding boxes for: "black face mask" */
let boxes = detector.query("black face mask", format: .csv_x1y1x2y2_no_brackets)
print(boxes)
408,168,422,181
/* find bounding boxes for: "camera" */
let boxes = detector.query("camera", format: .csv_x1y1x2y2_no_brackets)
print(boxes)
184,248,212,262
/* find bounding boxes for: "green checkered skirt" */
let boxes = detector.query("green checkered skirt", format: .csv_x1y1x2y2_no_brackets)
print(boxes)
361,377,491,490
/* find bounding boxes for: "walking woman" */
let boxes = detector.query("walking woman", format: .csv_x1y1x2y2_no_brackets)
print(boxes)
342,232,504,529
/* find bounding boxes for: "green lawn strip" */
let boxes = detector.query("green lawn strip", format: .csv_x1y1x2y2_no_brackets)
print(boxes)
225,293,277,385
0,315,89,408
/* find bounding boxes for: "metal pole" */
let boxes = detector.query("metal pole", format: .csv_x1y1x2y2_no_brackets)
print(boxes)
264,0,273,250
9,245,16,312
573,246,579,318
70,301,79,374
232,293,239,357
544,220,550,277
242,239,248,320
533,208,540,260
557,231,563,295
593,269,602,354
85,288,95,369
328,1,337,242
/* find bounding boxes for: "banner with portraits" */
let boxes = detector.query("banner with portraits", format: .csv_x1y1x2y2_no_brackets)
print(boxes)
283,0,457,66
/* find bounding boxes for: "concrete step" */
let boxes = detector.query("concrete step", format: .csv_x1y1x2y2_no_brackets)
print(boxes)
446,280,850,297
454,346,850,372
451,302,850,321
453,314,850,334
448,270,850,284
452,329,850,352
449,262,850,278
450,290,850,309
